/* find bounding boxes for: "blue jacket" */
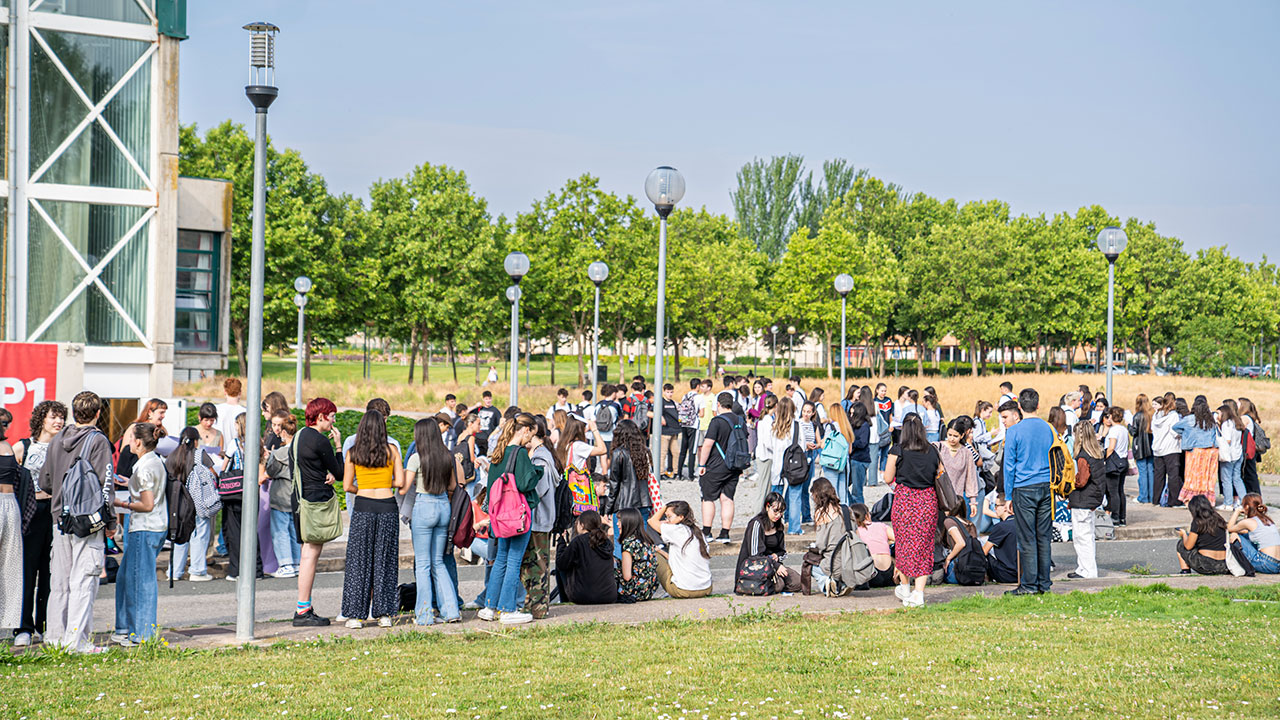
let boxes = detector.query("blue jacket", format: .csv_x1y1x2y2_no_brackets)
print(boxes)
1171,415,1219,450
1003,417,1054,497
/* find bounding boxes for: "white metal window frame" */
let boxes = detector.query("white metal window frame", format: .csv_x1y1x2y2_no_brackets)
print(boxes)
8,1,160,347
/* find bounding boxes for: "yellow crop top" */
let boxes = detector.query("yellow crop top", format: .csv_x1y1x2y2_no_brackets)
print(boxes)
354,463,394,490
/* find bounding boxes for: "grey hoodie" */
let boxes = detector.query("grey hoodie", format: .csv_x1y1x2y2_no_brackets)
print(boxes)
528,444,559,533
37,423,117,531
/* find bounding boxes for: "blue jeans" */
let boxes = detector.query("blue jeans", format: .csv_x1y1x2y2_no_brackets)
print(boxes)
270,509,301,571
1135,457,1154,503
876,442,890,474
976,509,995,535
802,450,818,523
114,530,166,641
785,481,806,534
485,531,531,613
168,515,211,579
1219,458,1245,507
1012,483,1053,593
848,460,868,506
866,443,881,486
828,468,849,506
411,493,459,624
945,559,958,584
1237,533,1280,574
926,431,940,443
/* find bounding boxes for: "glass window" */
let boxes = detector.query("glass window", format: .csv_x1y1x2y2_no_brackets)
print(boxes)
27,200,148,345
34,0,152,25
175,230,219,353
30,29,151,189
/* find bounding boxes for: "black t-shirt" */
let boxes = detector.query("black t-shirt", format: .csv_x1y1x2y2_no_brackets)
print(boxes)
1192,525,1227,553
703,414,738,481
475,406,501,453
986,518,1018,582
292,426,343,503
661,399,680,435
887,443,940,490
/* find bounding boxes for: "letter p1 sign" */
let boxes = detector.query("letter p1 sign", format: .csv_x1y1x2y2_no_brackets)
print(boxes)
0,343,58,442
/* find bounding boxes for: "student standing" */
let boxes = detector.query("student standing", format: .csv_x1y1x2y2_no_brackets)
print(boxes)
678,379,702,479
1216,403,1246,509
1237,399,1264,496
213,378,246,459
1172,398,1219,506
883,414,944,608
479,414,542,625
658,384,681,478
697,393,745,545
291,397,344,627
520,416,560,620
1101,407,1130,527
109,423,166,646
165,428,216,582
1130,394,1155,504
0,412,20,633
1068,421,1107,579
340,411,405,628
846,403,872,507
261,412,301,578
404,418,461,626
1151,392,1182,506
12,400,66,647
1002,389,1055,596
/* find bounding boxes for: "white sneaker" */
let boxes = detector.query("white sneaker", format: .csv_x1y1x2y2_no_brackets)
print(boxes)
462,601,481,611
477,607,496,622
377,616,393,628
269,568,299,579
13,632,32,647
344,619,363,629
109,633,129,645
894,584,910,601
335,614,348,622
499,611,533,625
225,575,238,582
903,590,924,608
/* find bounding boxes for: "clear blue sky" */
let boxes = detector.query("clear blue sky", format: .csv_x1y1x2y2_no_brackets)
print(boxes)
180,1,1279,260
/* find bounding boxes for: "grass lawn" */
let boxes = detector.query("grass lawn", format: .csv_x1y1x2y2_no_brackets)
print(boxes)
4,584,1278,719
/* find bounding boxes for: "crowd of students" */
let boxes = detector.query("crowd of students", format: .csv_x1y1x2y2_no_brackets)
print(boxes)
1,373,1276,650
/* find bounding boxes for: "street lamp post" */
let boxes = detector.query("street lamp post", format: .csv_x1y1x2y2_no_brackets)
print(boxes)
588,261,609,404
504,252,529,408
645,167,685,482
834,274,853,400
292,275,310,408
238,21,279,642
770,325,779,378
1097,227,1128,402
787,326,796,376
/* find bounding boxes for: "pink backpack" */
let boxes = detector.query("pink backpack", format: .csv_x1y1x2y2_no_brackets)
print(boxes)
488,450,531,538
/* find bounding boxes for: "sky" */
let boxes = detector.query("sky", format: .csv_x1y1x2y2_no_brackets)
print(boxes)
180,1,1280,261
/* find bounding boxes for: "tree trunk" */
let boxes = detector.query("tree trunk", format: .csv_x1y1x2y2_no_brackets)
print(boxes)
473,334,481,383
1034,333,1043,373
915,332,924,378
1144,327,1154,373
979,340,988,376
233,322,247,376
407,326,419,383
673,336,682,381
422,327,430,384
825,326,833,379
550,335,557,386
304,329,313,381
576,328,586,387
448,334,458,382
969,337,979,377
875,336,886,376
710,334,718,378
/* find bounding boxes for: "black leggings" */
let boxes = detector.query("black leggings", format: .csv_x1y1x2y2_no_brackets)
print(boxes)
1105,470,1126,523
222,500,263,579
678,427,698,478
1242,457,1261,496
1152,453,1183,507
17,498,52,635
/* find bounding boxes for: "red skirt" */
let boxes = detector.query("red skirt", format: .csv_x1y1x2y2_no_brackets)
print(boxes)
891,485,938,578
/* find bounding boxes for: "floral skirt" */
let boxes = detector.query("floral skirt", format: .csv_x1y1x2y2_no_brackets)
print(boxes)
891,485,938,578
1179,448,1219,505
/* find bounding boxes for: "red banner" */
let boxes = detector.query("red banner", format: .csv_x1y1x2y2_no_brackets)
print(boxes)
0,343,58,442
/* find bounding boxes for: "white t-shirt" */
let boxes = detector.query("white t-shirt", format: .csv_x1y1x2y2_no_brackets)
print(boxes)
128,452,168,534
1106,424,1131,459
214,402,245,451
659,523,713,591
568,440,593,469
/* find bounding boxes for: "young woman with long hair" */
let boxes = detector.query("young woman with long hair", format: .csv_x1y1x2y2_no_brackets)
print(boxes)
11,401,67,646
615,508,658,602
602,419,653,559
1216,402,1246,509
340,410,405,628
1226,493,1280,574
808,478,851,596
480,413,542,625
938,417,979,528
554,415,606,472
114,400,169,533
646,500,712,598
260,391,290,450
403,418,461,626
1101,406,1130,526
1068,421,1107,579
922,394,943,443
1151,391,1183,506
760,396,798,498
219,414,263,582
554,510,617,605
1129,394,1155,504
823,401,854,508
735,491,801,594
1175,495,1229,575
520,415,561,620
882,413,944,608
165,427,218,582
291,397,344,627
108,423,166,646
260,412,301,579
846,402,872,507
1237,398,1264,496
851,502,895,588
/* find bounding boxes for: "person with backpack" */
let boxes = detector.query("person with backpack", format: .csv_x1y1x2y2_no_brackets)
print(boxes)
806,478,875,596
480,413,542,625
615,508,658,602
340,411,405,629
594,384,621,451
820,401,852,509
1068,420,1107,579
940,506,985,586
846,403,873,507
165,428,219,583
107,423,166,646
734,492,800,595
758,397,799,502
883,413,944,608
260,411,301,579
677,379,702,480
553,510,617,605
219,415,263,583
1237,398,1266,496
601,420,653,559
519,416,561,620
850,503,895,588
35,391,116,654
697,393,748,545
402,418,462,626
12,400,66,647
646,500,713,598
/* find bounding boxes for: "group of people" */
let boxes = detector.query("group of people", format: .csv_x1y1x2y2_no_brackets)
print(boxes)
2,372,1275,650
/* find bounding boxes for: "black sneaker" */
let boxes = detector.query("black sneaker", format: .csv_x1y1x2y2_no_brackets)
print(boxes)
292,609,331,627
715,530,732,544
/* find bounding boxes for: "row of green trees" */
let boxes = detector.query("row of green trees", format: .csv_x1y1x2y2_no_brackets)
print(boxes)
180,124,1280,382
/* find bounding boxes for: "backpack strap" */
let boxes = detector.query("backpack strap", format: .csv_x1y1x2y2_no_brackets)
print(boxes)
791,421,800,449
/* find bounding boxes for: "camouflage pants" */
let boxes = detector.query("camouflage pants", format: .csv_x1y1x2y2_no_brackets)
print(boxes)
519,531,551,619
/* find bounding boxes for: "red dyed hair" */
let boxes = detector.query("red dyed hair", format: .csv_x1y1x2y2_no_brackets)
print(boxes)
305,397,337,426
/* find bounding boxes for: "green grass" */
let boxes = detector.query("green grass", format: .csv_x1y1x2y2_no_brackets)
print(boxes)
4,584,1279,719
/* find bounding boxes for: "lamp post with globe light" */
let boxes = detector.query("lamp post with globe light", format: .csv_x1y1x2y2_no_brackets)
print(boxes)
1097,227,1128,402
787,326,796,376
644,166,685,483
292,276,311,408
588,261,609,405
504,252,529,408
834,274,854,399
771,325,779,378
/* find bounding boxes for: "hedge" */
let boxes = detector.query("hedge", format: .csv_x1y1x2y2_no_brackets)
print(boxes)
185,407,417,451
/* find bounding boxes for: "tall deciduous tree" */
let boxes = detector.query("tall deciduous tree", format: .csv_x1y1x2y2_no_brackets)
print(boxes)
731,155,805,261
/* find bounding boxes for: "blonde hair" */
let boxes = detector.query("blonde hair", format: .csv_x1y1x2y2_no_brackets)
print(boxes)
1074,420,1104,460
828,401,853,441
488,414,536,464
773,397,796,439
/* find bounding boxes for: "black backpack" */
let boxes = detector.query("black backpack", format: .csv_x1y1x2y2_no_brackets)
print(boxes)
633,400,652,432
714,415,751,472
551,470,575,534
165,469,198,588
780,422,809,487
945,518,987,586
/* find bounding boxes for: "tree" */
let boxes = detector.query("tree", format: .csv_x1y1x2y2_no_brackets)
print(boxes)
731,155,805,261
1113,220,1188,368
795,159,863,238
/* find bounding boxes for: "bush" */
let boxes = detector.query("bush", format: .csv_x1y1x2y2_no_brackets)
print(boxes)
185,407,416,452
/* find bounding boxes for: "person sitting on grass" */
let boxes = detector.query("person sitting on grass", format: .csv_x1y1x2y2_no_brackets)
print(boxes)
615,508,659,603
981,499,1019,584
735,492,801,595
554,510,618,605
646,501,713,599
808,478,852,597
1175,495,1229,575
1226,494,1280,574
849,503,895,589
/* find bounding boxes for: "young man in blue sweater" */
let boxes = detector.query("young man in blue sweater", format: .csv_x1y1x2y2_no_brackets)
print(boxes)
1002,388,1055,595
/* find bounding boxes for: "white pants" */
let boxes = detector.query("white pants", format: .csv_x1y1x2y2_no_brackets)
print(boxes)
47,529,104,652
1070,508,1097,579
0,494,23,629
